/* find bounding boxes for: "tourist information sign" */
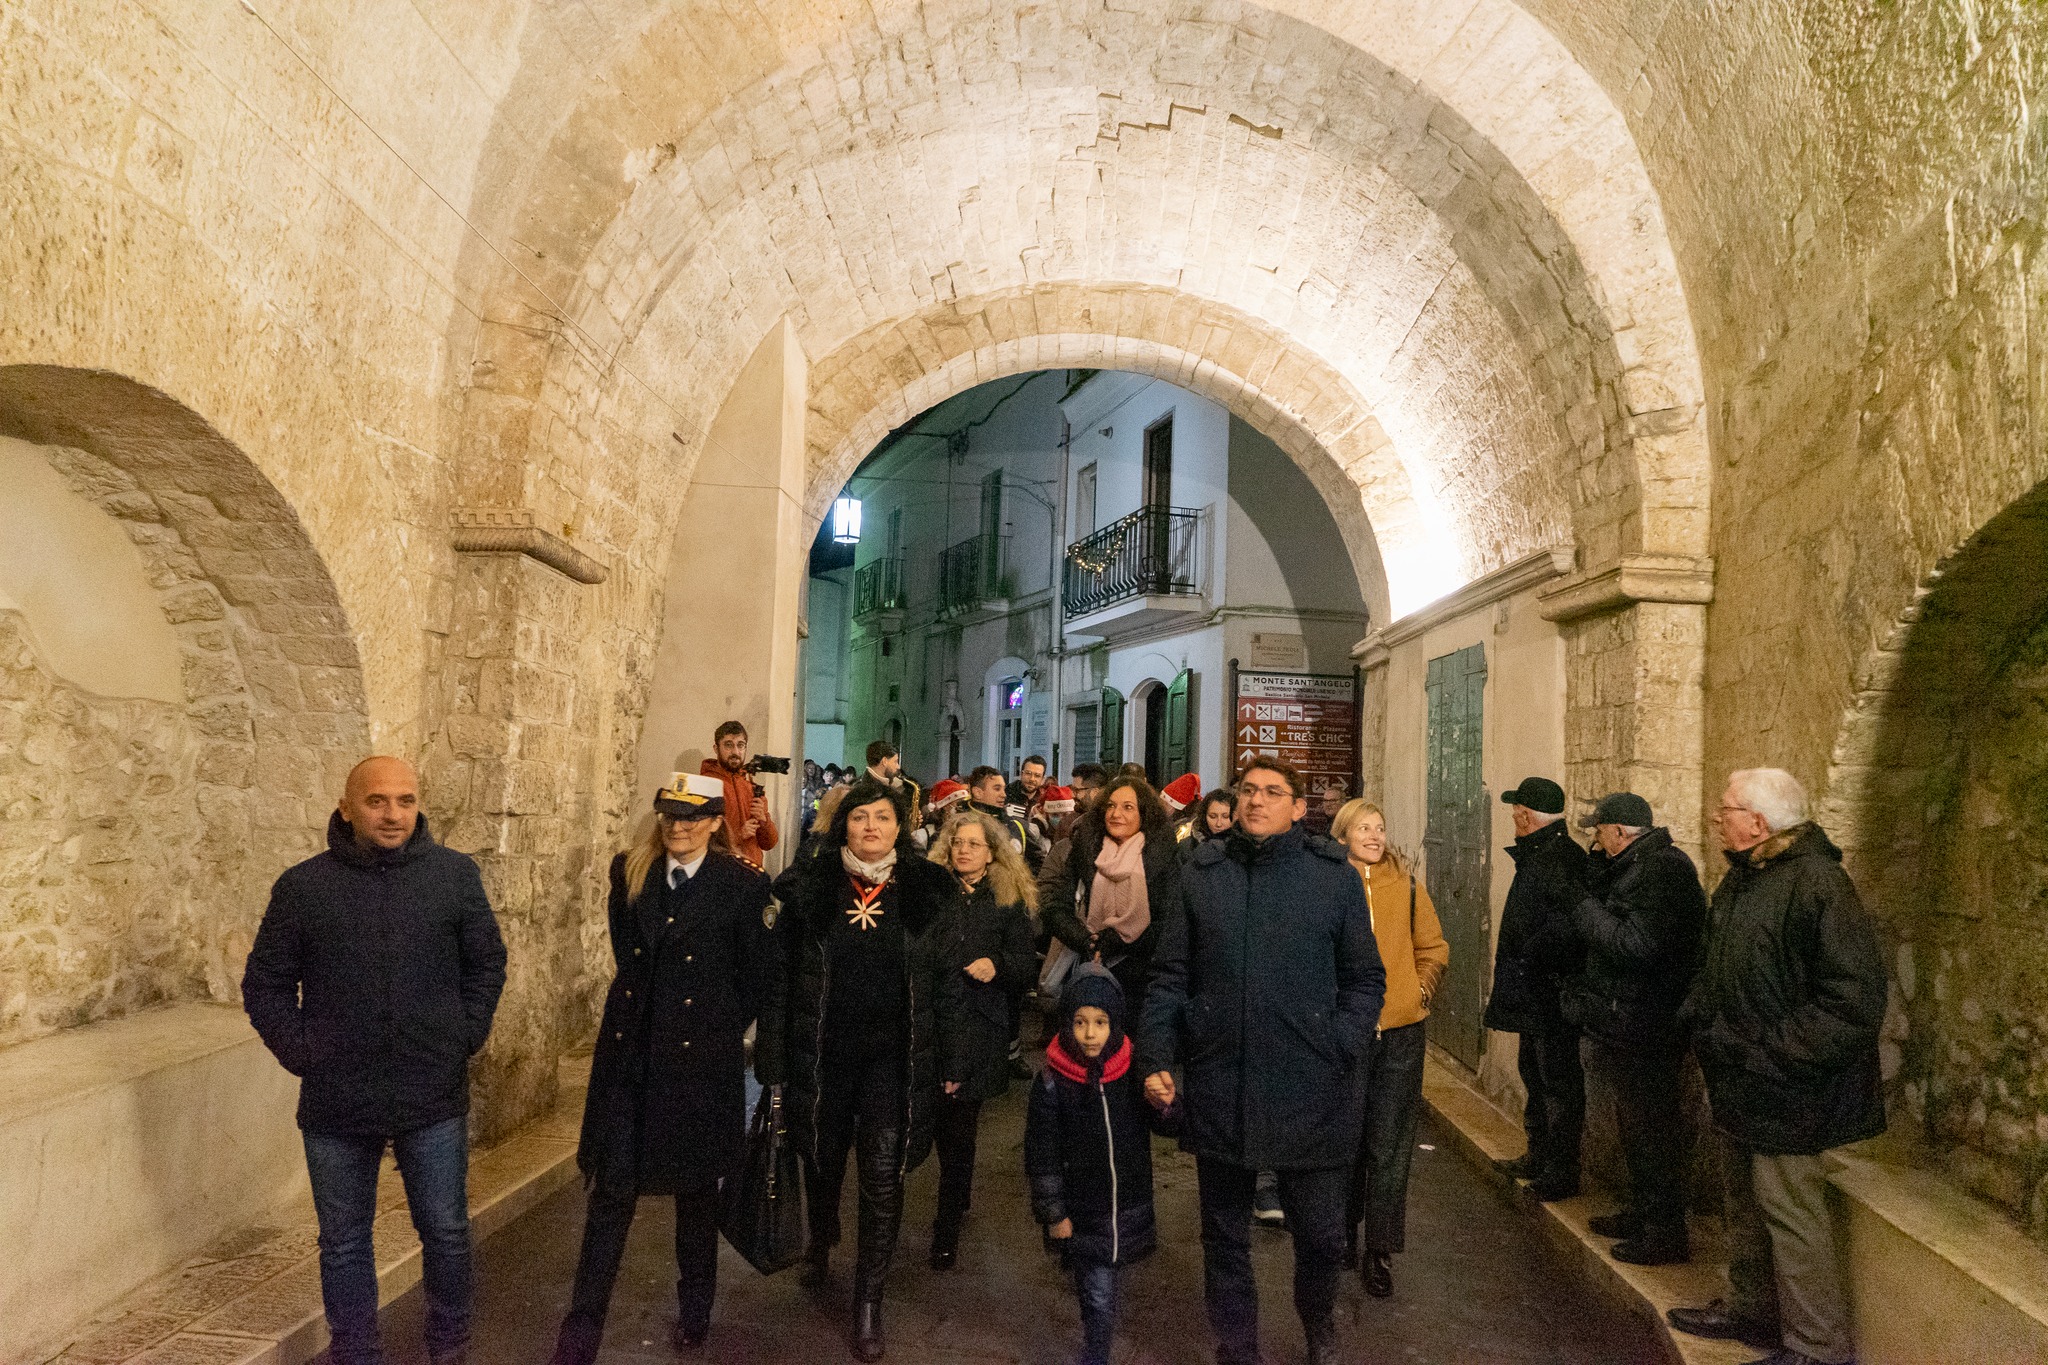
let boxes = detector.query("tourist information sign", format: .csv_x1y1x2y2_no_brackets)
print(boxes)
1226,662,1363,801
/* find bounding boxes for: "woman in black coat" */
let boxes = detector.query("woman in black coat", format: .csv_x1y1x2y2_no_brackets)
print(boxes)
925,807,1039,1270
1039,775,1179,1016
549,778,771,1365
756,778,960,1362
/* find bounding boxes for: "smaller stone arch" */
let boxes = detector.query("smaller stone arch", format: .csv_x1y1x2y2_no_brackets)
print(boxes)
1821,477,2048,1236
0,367,369,1044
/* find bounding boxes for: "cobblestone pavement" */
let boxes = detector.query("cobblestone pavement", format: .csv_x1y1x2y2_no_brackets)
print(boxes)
360,1092,1666,1365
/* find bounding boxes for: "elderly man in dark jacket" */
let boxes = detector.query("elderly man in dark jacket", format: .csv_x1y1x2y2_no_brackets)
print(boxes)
1563,791,1707,1266
1484,777,1590,1202
1669,770,1887,1365
243,757,506,1365
1139,760,1384,1365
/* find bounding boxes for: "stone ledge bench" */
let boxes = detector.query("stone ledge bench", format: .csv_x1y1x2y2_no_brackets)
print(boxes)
6,1008,585,1365
1422,1050,2048,1365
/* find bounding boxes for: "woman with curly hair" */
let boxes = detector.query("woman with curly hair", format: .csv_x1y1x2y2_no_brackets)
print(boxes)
1039,774,1180,1018
923,808,1039,1270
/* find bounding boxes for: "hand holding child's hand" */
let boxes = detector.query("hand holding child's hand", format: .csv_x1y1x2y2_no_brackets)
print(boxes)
1144,1070,1176,1109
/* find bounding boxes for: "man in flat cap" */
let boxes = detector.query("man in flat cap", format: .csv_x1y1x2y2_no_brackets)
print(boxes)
1485,777,1590,1202
1565,791,1707,1265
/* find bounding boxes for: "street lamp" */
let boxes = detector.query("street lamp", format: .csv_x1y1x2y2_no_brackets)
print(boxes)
831,496,862,544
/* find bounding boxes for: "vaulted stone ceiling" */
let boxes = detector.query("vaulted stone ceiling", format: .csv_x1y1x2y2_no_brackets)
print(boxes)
448,0,1709,617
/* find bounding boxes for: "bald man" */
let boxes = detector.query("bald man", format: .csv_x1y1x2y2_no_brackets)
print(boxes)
243,756,507,1365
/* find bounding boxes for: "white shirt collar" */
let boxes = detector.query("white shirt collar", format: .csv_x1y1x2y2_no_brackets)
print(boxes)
666,851,708,887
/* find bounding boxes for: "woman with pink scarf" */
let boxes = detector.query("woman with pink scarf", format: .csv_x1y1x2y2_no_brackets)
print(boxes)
1038,775,1181,1019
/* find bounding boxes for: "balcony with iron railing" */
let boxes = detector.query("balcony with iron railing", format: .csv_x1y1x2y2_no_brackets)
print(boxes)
936,533,1008,619
852,556,906,625
1062,505,1203,636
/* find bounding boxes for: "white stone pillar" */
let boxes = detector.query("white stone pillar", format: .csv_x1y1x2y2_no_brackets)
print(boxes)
636,319,810,860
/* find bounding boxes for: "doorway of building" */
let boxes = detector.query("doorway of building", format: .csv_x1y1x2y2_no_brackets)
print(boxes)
1137,679,1167,783
1424,642,1490,1069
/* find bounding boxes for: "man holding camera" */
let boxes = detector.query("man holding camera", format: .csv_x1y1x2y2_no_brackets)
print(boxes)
701,720,779,869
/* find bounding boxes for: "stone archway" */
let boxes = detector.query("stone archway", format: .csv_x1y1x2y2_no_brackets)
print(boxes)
1819,478,2048,1235
0,366,369,1043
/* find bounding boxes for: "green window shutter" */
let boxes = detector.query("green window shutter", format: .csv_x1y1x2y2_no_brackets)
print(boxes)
1100,686,1124,765
1163,668,1192,780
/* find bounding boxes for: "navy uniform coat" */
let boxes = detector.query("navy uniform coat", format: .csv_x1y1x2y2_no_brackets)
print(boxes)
577,849,772,1195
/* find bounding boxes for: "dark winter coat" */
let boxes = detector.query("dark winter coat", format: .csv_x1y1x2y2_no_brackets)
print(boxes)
1482,819,1588,1036
1039,818,1180,1010
932,876,1038,1103
755,852,960,1175
1682,825,1888,1156
576,850,772,1195
1137,825,1385,1171
1562,827,1706,1052
243,812,507,1136
1025,1038,1172,1266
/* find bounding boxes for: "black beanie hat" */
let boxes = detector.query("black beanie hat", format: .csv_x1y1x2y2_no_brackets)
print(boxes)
1057,963,1128,1074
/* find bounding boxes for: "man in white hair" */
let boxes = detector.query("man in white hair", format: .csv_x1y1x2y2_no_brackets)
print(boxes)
1668,768,1887,1365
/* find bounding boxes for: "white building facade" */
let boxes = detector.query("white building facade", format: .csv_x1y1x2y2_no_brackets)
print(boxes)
818,370,1370,794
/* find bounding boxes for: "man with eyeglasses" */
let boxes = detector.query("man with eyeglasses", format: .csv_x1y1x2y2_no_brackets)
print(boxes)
1669,769,1886,1365
1137,760,1384,1365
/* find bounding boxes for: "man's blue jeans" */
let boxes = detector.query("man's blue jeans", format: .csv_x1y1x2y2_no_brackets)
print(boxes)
303,1114,473,1365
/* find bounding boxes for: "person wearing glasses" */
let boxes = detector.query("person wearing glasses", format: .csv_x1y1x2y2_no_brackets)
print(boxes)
1668,770,1886,1365
1137,760,1384,1365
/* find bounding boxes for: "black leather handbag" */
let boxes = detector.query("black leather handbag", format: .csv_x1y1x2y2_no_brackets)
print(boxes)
719,1086,807,1274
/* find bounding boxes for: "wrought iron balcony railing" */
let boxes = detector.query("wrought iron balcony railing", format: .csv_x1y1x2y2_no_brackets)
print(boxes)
936,534,1001,616
1062,505,1200,619
853,556,905,619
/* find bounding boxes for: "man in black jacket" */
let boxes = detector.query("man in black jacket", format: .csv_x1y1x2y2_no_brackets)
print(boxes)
243,757,506,1365
1566,791,1707,1266
1139,760,1384,1365
1669,770,1886,1365
1484,777,1589,1202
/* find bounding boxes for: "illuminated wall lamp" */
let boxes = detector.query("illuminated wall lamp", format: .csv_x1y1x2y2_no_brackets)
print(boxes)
831,496,863,544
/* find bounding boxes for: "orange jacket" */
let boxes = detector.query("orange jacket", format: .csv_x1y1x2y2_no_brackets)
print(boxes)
700,759,778,867
1359,858,1450,1030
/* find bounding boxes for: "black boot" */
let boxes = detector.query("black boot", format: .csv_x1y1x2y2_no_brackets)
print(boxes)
1612,1221,1690,1266
548,1313,602,1365
928,1223,958,1271
1340,1226,1359,1270
801,1243,832,1288
1362,1250,1393,1298
852,1300,885,1361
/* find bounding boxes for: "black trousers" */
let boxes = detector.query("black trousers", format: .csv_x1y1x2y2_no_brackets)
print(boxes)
1196,1159,1347,1365
562,1182,720,1339
1346,1019,1427,1254
1584,1036,1690,1229
931,1091,982,1250
803,1046,909,1304
1516,1027,1585,1177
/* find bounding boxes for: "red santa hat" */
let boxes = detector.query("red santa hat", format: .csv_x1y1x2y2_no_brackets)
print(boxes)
1038,784,1076,816
1160,772,1203,812
929,778,969,810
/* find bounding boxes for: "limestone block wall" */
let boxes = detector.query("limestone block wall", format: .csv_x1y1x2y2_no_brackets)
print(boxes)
0,617,204,1040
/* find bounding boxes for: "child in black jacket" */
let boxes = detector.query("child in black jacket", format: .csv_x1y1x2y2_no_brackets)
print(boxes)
1024,963,1177,1365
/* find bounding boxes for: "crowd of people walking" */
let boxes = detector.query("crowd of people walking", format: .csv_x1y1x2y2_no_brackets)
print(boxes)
240,721,1887,1365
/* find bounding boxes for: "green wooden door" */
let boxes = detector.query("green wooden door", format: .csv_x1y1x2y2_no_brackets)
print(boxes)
1163,669,1192,781
1100,686,1124,766
1424,644,1491,1068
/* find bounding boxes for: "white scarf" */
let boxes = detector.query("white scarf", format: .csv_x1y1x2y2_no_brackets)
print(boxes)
840,846,898,885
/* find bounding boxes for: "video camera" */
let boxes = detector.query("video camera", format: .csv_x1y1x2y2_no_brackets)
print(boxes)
742,753,792,801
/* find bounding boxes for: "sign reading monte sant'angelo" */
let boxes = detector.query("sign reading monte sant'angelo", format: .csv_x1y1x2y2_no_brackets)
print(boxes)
1230,669,1361,801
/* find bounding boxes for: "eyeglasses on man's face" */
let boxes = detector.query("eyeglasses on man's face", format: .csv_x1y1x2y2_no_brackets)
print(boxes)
1236,781,1294,802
